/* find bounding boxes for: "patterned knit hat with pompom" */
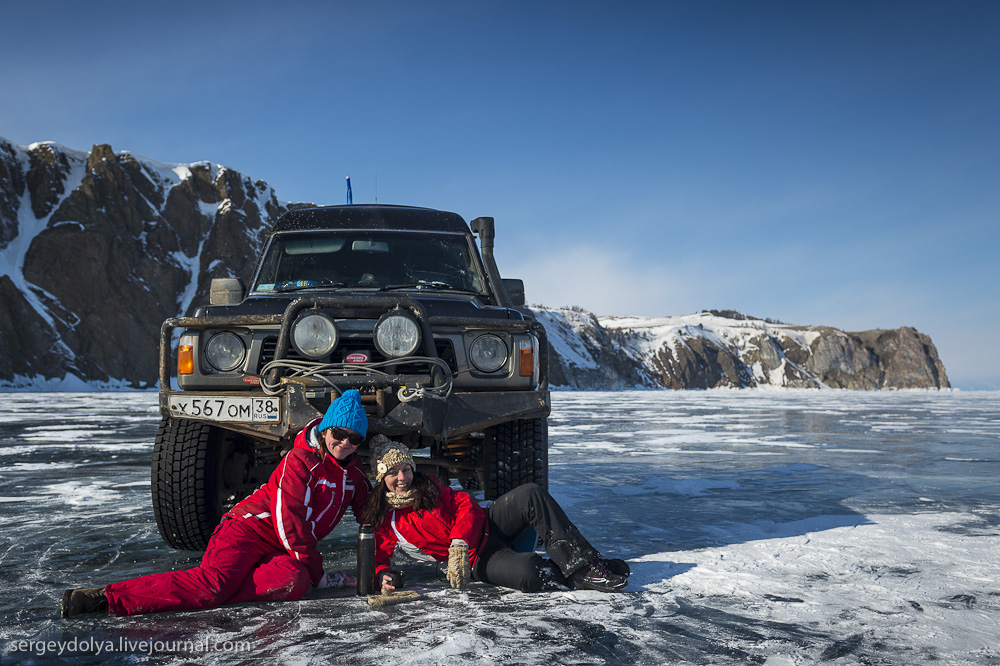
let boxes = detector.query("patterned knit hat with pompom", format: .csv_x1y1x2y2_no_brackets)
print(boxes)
369,433,416,483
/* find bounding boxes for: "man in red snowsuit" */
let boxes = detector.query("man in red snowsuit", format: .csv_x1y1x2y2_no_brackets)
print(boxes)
61,390,372,617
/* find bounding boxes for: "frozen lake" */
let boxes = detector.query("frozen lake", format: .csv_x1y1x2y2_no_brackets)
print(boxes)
1,390,998,665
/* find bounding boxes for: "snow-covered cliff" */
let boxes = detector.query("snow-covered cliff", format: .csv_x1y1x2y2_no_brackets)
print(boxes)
0,138,298,388
530,308,949,390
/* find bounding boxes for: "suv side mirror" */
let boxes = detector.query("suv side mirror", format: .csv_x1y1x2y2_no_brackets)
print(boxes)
502,278,525,306
210,277,246,305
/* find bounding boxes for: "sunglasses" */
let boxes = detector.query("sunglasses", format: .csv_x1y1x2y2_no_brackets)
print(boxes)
329,427,364,446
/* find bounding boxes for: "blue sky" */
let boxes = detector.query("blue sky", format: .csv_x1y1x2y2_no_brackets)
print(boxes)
2,1,998,388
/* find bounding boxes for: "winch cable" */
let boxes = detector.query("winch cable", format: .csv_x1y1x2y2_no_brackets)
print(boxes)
258,356,454,399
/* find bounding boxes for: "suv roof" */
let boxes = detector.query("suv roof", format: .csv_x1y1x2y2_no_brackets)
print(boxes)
271,205,472,235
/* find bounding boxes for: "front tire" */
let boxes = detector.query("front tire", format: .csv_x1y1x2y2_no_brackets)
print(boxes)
151,417,254,550
484,418,548,499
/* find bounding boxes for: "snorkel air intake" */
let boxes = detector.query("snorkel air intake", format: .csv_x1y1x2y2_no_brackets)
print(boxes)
471,216,513,308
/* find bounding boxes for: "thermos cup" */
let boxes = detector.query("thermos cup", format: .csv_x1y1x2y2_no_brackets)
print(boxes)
387,569,405,589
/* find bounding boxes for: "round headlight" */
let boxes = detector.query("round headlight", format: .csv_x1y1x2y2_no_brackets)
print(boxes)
469,334,508,373
374,311,421,358
205,332,246,372
292,313,339,359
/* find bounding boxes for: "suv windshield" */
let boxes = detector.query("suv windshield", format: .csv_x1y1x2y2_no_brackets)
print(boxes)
252,230,488,294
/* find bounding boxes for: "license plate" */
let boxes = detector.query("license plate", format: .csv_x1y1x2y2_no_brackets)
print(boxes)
168,396,281,422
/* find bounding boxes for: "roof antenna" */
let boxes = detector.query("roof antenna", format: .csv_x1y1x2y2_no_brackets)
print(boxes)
346,176,353,205
375,173,378,203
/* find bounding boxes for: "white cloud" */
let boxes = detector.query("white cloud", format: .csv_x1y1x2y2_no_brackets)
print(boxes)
499,245,699,317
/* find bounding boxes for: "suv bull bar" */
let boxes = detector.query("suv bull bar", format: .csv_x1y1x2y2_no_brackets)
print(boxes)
158,294,550,441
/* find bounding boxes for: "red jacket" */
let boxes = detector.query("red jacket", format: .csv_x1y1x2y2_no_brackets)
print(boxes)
374,477,488,580
234,418,371,585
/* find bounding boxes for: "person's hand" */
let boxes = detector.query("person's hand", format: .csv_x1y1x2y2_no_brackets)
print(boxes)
447,539,471,589
380,572,397,593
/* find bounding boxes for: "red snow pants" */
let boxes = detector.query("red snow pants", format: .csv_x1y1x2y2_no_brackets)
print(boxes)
105,516,311,616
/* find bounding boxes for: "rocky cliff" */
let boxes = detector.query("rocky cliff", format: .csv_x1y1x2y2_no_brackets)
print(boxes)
0,138,301,388
529,307,950,390
0,137,950,391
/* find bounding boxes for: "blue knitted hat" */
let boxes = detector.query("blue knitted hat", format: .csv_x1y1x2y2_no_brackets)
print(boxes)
317,389,368,437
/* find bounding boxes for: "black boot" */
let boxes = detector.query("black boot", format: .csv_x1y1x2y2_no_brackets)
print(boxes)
568,556,628,592
537,559,570,591
61,587,108,618
605,558,631,577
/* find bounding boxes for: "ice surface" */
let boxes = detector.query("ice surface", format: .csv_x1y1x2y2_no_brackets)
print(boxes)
1,390,998,664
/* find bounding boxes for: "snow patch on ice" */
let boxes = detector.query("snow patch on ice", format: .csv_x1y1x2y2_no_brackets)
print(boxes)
41,481,119,506
633,512,999,656
0,373,149,391
0,442,152,456
0,462,77,473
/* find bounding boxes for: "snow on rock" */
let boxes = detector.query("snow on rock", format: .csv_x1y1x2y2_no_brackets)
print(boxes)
528,306,654,389
531,307,601,370
530,308,949,390
0,137,296,389
601,311,821,389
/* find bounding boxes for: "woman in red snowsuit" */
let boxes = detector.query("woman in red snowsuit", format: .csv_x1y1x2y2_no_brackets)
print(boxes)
362,435,629,594
61,390,372,617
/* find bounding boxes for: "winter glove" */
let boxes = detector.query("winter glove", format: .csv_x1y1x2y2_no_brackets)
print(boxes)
317,570,357,589
367,589,422,607
446,539,471,589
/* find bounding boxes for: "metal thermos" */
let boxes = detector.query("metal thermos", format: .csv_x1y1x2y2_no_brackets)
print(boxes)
357,524,375,595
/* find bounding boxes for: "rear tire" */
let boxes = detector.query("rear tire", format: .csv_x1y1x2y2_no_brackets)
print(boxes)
484,418,548,499
151,417,255,550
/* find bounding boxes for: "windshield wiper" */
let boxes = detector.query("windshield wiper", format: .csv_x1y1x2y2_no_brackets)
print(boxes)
379,281,468,292
274,281,348,293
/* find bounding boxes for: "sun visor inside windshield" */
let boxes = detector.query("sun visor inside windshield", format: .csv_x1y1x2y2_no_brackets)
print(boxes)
284,237,346,255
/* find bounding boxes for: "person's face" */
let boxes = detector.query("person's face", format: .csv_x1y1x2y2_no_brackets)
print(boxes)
323,427,362,461
383,463,414,495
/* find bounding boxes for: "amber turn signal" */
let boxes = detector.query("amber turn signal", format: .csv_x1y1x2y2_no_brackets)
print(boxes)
518,339,534,377
177,345,194,375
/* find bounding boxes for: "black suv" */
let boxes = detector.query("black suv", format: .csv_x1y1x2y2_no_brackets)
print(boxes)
154,205,550,549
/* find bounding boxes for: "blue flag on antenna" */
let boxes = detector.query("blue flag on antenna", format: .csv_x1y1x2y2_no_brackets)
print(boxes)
346,176,353,204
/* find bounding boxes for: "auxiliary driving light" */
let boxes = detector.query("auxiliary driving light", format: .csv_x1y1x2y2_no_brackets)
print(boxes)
292,313,339,359
374,311,421,358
